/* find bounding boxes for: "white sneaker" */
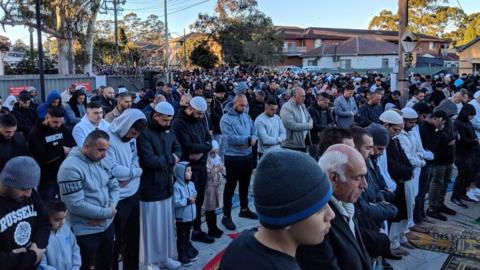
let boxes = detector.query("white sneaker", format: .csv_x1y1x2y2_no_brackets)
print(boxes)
165,258,181,270
147,264,160,270
466,191,480,202
471,188,480,195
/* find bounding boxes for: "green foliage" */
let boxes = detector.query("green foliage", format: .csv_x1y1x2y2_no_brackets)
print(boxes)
190,41,218,69
12,39,29,53
462,24,478,45
193,1,283,69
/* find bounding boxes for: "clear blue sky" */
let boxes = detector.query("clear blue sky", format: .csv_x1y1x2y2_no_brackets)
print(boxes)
1,0,479,45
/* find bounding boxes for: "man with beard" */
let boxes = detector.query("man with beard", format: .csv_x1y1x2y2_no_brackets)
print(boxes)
28,107,75,200
106,109,147,270
72,101,110,146
334,84,358,128
0,113,29,171
0,156,51,270
358,88,384,127
211,83,228,158
11,91,38,137
104,92,133,123
172,97,215,243
91,87,116,114
220,94,258,231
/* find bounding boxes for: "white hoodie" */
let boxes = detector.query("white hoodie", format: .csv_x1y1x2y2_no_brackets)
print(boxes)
106,109,146,200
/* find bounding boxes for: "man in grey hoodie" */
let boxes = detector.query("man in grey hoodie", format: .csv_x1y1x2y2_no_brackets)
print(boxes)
220,93,258,231
57,130,119,270
106,108,147,270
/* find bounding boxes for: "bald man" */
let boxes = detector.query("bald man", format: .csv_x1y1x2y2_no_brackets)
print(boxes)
279,87,313,152
297,144,371,270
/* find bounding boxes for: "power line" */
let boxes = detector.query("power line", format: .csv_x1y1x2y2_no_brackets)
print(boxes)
168,0,210,15
455,0,464,11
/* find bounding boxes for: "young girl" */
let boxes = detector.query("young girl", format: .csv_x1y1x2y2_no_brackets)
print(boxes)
204,140,226,238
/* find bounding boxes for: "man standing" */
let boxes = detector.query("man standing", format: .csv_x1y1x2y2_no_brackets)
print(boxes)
61,84,77,105
58,130,119,270
405,88,426,108
334,84,358,128
220,94,258,231
469,91,480,139
254,98,286,158
307,92,333,159
296,144,371,270
72,101,110,146
104,92,133,123
0,113,28,171
172,97,215,243
28,107,75,200
358,89,383,127
11,91,38,137
92,86,116,114
160,83,181,112
106,109,147,270
137,102,182,270
279,87,313,152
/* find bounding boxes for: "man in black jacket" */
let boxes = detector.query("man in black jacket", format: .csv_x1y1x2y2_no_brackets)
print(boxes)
0,113,29,171
137,102,183,269
307,92,333,159
358,88,384,127
27,107,75,200
211,83,228,157
91,86,116,114
297,144,371,270
11,91,37,137
0,156,51,270
172,96,215,244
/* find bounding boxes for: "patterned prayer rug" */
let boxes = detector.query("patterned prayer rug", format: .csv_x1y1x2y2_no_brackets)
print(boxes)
440,254,480,270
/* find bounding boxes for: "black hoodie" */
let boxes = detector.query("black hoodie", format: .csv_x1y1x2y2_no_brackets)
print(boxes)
11,103,38,137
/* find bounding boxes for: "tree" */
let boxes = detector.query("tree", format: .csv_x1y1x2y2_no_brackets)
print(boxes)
462,24,477,45
190,41,218,69
13,39,29,52
368,0,466,41
193,1,283,69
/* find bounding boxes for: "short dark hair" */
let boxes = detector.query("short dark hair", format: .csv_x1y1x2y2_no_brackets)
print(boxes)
318,127,353,156
87,101,102,109
47,106,65,118
45,199,67,214
131,119,147,133
264,98,278,106
317,92,330,100
350,126,372,150
116,92,131,100
0,113,17,127
84,129,109,147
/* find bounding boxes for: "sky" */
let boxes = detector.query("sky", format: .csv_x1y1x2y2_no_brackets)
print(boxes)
1,0,479,46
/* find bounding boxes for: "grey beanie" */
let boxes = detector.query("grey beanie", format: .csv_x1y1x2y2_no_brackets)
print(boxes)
0,156,40,189
254,149,332,229
366,123,389,147
234,82,249,94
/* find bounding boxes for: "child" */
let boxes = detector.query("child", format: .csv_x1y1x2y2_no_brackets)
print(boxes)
173,162,198,267
204,140,225,238
39,199,81,270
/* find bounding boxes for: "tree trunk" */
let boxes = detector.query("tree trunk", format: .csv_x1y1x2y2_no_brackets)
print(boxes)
83,1,101,75
66,32,75,74
57,38,69,75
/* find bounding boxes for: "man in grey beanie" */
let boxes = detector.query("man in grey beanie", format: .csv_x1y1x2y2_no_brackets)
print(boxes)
0,156,51,269
220,150,334,270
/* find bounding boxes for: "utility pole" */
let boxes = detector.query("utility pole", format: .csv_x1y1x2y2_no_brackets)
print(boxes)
397,0,409,107
164,0,170,83
35,0,46,102
183,28,187,68
113,0,119,56
29,26,34,60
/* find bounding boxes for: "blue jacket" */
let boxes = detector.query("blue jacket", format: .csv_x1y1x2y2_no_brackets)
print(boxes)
220,106,257,157
173,162,197,222
36,90,70,122
39,223,81,270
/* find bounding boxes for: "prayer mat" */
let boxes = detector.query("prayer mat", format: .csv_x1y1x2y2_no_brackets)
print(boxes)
409,220,480,260
440,254,480,270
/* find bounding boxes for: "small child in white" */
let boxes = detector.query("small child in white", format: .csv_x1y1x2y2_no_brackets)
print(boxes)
39,199,81,270
204,140,226,238
173,161,197,267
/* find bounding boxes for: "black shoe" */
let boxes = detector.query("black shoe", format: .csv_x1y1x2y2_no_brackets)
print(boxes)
208,227,224,238
222,216,236,230
191,230,215,244
178,254,192,267
451,198,468,208
427,209,447,221
383,260,394,270
461,195,476,202
186,243,199,258
239,208,258,220
439,204,457,216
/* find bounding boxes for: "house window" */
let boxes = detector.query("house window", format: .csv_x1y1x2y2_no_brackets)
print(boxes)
340,59,351,69
382,58,389,68
429,42,434,50
314,39,322,48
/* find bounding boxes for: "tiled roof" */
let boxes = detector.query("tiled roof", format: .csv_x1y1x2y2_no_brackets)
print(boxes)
456,36,480,52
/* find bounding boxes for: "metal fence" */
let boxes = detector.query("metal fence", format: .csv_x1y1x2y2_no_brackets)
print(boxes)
0,74,144,100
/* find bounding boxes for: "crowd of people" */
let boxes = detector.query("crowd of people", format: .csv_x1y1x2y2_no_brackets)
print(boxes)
0,66,479,270
94,65,164,76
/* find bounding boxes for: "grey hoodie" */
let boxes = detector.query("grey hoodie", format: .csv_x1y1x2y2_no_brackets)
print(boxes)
173,161,197,222
106,108,146,200
57,147,119,236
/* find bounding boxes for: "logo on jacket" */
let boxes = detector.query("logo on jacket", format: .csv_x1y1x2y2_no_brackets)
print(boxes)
14,221,31,246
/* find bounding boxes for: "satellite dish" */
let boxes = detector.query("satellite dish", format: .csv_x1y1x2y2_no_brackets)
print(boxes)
401,31,419,53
